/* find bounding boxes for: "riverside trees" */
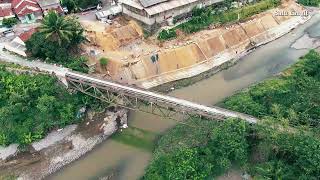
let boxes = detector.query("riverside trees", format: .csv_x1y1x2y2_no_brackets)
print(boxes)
0,65,105,146
143,50,320,179
26,11,88,73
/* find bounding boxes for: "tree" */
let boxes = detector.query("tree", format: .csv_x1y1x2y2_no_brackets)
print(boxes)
61,0,99,12
143,148,213,180
0,66,105,146
61,0,77,13
2,18,18,28
39,11,83,45
27,12,87,72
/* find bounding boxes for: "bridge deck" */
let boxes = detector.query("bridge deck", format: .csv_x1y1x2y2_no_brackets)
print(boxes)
66,72,258,124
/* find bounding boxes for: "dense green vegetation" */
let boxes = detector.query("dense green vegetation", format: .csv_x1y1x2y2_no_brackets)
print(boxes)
2,18,18,28
61,0,99,12
144,117,320,179
143,50,320,179
158,0,280,40
157,29,177,41
0,65,106,146
298,0,319,7
143,119,249,179
26,12,88,73
223,50,320,129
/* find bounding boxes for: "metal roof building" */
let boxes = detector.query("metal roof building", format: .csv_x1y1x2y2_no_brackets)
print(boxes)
139,0,169,7
120,0,223,30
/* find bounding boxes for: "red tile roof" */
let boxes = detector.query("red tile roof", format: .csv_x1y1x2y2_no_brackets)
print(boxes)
18,28,36,42
11,0,42,16
0,0,13,3
0,6,14,17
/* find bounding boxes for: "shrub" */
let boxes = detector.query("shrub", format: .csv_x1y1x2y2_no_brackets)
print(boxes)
157,29,177,40
298,0,320,6
161,0,280,40
65,56,89,73
100,57,109,66
2,18,18,28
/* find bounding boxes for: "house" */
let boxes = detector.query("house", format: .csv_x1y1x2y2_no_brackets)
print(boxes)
37,0,63,15
4,28,35,56
120,0,224,31
18,27,36,41
0,3,15,25
4,36,27,56
0,0,12,3
11,0,43,23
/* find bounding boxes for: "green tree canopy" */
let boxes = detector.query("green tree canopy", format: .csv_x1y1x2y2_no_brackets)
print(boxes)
39,11,84,45
26,12,88,72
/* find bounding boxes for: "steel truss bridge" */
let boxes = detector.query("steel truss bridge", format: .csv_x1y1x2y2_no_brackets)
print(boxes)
66,72,258,124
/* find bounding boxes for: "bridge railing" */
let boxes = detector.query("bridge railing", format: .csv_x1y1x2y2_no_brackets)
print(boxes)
65,71,258,124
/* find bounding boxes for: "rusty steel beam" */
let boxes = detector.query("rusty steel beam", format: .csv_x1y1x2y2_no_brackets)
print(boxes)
65,72,258,123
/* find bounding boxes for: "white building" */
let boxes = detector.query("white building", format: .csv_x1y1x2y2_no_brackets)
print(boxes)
119,0,223,30
4,37,27,57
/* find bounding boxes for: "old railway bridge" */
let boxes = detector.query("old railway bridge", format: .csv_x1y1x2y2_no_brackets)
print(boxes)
65,72,258,124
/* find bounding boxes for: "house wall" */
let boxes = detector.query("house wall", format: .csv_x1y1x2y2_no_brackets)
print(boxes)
122,0,224,28
122,6,155,25
18,11,43,23
40,4,60,12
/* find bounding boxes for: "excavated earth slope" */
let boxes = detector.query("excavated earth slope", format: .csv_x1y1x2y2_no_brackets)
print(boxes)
95,1,310,88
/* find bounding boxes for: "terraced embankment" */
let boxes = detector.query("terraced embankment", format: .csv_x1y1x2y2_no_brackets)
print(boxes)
110,2,310,89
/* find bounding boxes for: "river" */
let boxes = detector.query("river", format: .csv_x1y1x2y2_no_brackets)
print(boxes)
49,13,320,180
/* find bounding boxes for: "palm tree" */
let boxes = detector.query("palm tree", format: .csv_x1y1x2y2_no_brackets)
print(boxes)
39,11,74,45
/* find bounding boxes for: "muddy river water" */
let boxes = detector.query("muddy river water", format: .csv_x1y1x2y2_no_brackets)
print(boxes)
49,13,320,180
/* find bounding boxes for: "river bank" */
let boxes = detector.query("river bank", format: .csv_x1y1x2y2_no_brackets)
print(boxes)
0,107,128,179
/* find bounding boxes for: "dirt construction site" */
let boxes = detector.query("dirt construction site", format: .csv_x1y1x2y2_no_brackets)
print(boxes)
81,0,309,88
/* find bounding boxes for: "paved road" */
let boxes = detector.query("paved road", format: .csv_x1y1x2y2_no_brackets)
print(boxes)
0,45,69,78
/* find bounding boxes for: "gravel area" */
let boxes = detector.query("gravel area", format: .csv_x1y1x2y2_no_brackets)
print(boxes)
32,125,78,151
0,144,19,160
46,134,104,176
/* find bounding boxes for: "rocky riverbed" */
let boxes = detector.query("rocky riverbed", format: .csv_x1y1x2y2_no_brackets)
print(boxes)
0,108,128,180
